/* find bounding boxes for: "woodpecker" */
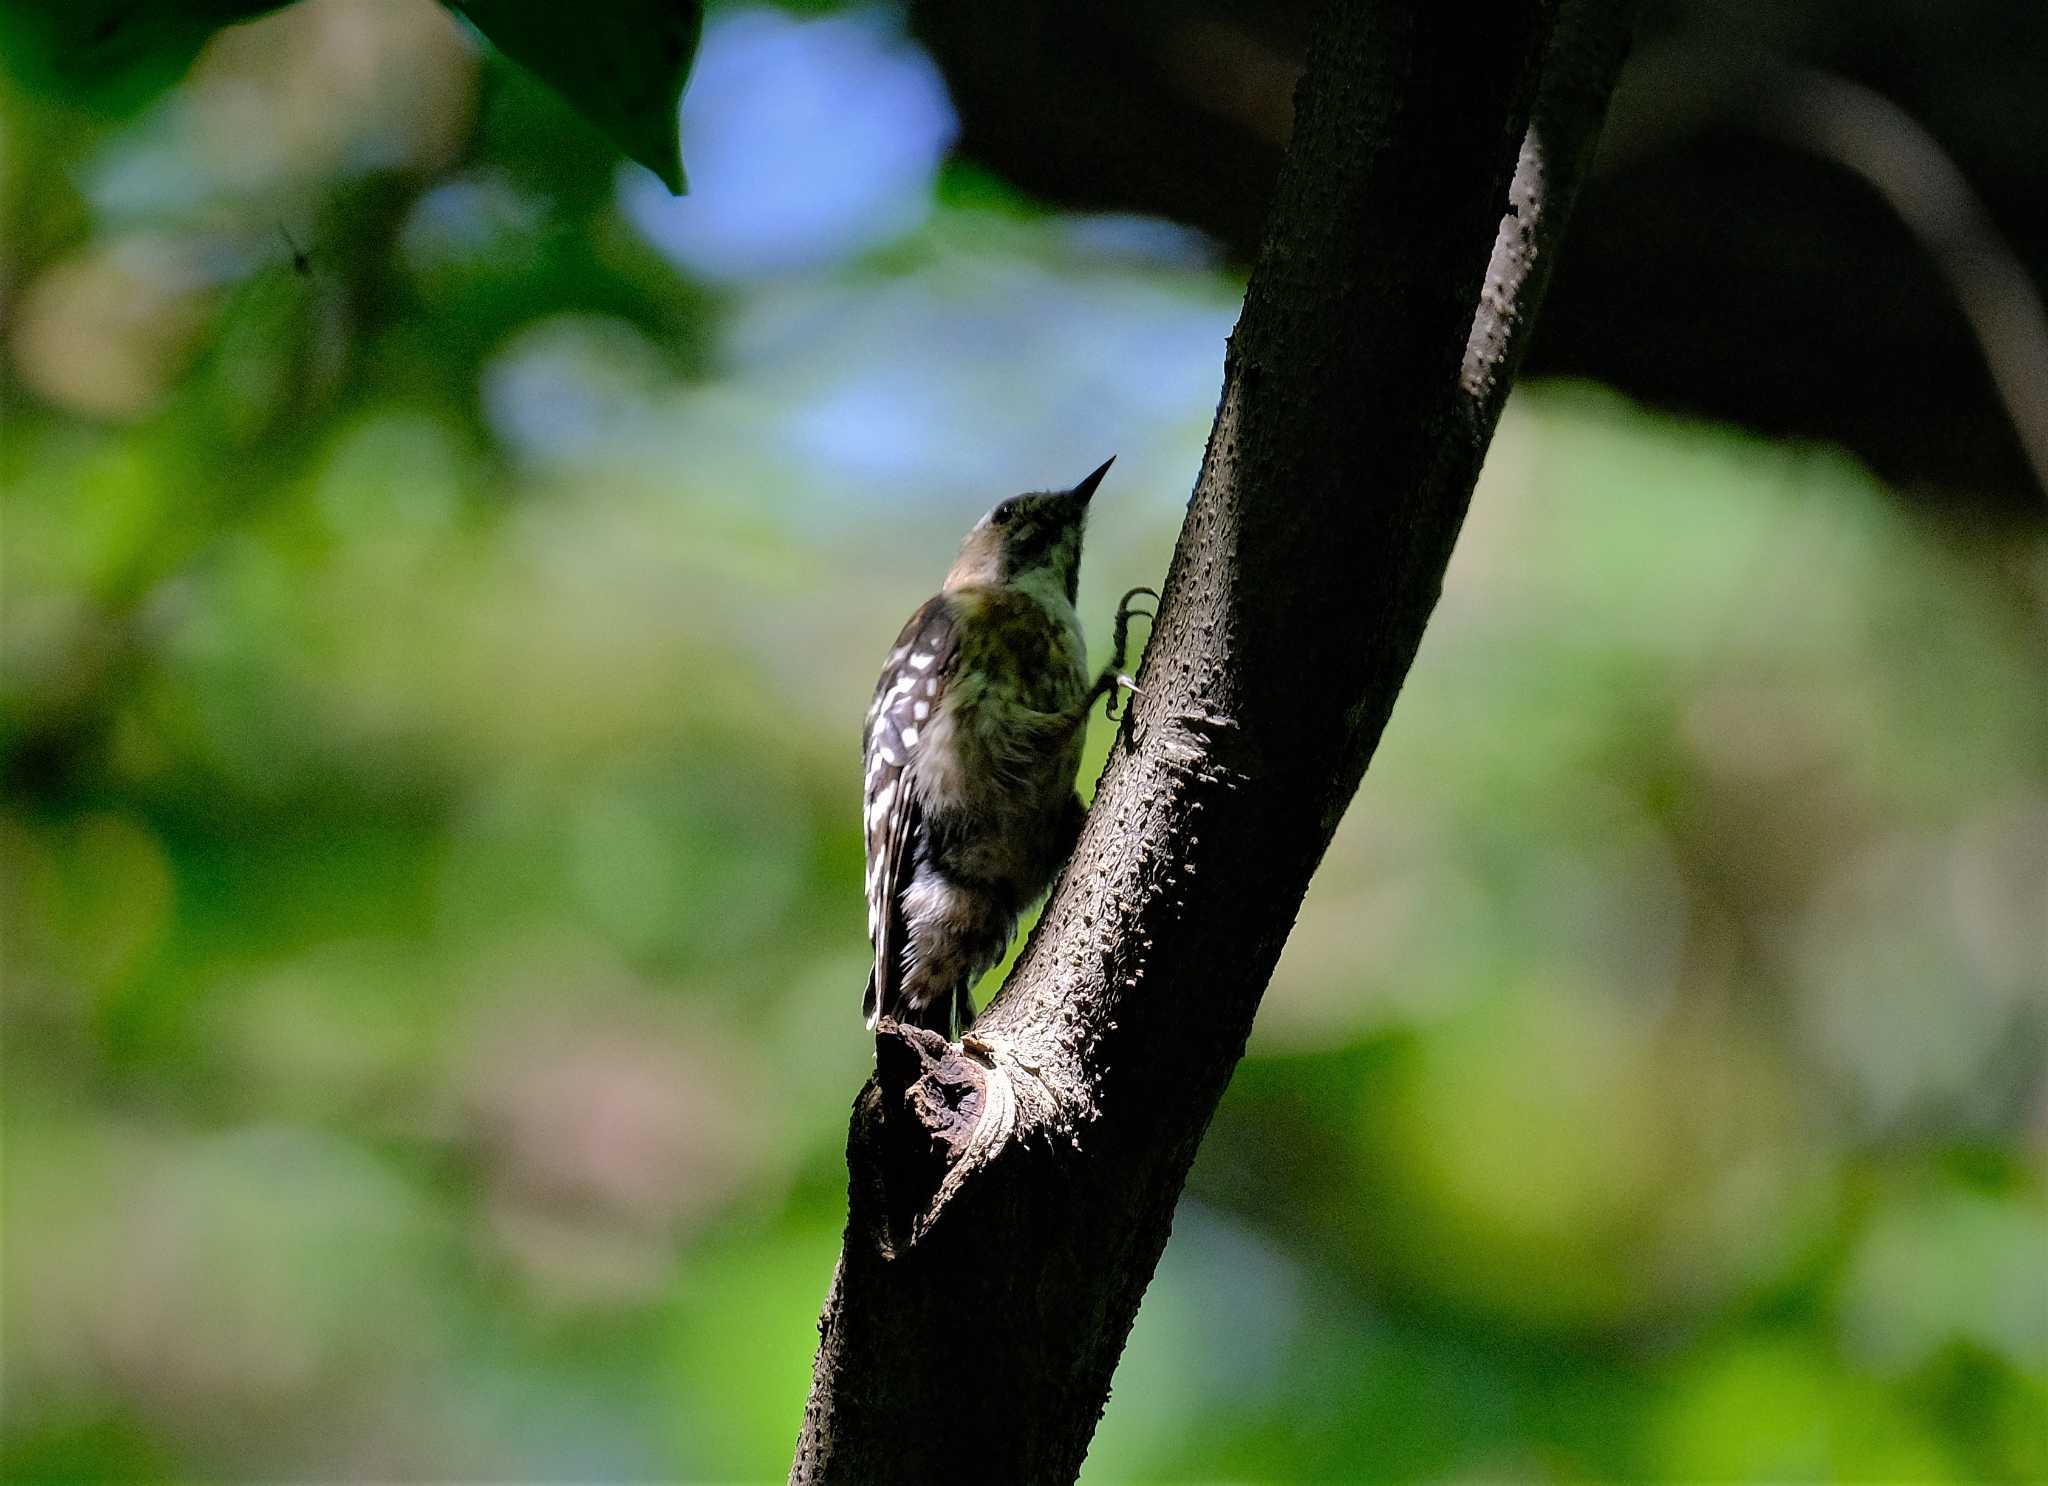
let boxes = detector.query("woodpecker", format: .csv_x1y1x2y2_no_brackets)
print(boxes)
862,458,1154,1039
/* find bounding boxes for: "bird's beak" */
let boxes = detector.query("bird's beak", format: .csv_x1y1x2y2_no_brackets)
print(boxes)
1068,456,1116,506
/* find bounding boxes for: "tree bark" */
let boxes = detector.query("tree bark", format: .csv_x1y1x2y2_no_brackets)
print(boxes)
791,2,1637,1480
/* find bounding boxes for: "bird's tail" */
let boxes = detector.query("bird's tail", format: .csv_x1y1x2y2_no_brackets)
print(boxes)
863,967,964,1039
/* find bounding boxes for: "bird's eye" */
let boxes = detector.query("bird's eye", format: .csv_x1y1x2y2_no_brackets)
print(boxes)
990,502,1016,526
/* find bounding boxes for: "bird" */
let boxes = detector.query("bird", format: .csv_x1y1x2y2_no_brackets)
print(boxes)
861,457,1155,1039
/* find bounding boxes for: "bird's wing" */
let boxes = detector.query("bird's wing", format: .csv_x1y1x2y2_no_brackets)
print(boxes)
862,594,959,1028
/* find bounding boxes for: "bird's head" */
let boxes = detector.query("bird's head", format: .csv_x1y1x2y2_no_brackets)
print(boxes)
944,457,1114,604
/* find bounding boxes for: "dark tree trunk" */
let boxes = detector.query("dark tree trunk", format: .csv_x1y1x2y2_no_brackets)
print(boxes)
791,2,1638,1480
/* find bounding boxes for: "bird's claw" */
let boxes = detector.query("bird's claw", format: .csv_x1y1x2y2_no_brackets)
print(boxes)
1113,586,1159,639
1099,586,1159,720
1108,585,1159,666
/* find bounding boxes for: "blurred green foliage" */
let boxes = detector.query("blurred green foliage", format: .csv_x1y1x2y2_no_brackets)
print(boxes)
3,2,2045,1482
0,0,699,191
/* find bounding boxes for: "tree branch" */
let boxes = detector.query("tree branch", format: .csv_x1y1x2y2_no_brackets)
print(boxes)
792,2,1637,1479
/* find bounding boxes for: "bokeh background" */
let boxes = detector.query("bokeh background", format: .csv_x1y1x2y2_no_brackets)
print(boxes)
3,0,2045,1480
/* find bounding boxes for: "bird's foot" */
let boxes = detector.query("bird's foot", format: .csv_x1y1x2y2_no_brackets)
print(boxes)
1110,586,1159,664
1103,586,1158,718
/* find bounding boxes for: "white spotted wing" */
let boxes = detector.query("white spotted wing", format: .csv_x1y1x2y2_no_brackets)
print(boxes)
861,594,957,1027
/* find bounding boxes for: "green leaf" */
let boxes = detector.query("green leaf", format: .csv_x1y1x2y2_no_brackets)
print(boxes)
444,0,701,194
0,0,702,194
0,0,292,112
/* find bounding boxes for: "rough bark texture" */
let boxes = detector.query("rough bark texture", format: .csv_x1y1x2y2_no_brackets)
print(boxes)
792,2,1637,1481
